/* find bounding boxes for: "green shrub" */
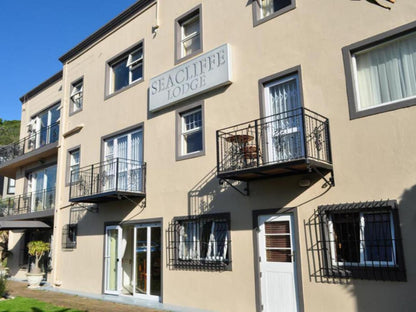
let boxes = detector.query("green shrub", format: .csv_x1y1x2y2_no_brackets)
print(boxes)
0,273,7,297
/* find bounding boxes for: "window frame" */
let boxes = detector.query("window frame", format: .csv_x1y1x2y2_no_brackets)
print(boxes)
176,101,205,161
62,224,77,249
252,0,296,27
66,146,80,186
328,211,396,267
167,213,231,271
318,200,406,281
69,77,84,116
343,21,416,119
6,178,15,195
105,40,144,98
174,4,203,64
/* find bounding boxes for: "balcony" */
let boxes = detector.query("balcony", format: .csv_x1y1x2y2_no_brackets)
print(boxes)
0,188,55,218
69,158,146,203
0,122,59,178
216,108,333,181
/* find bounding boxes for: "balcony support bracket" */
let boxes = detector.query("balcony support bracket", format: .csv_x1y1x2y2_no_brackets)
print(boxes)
70,203,98,214
118,194,146,208
310,166,335,187
219,178,249,196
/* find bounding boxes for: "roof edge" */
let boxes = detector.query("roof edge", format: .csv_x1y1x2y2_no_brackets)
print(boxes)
59,0,155,63
20,70,63,103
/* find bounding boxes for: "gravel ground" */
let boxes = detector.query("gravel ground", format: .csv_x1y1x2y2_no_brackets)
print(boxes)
5,280,164,312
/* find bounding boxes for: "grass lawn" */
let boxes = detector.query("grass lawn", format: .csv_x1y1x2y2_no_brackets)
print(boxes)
0,296,85,312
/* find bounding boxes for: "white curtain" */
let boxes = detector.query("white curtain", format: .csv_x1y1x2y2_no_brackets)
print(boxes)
261,0,274,18
268,76,303,161
356,33,416,110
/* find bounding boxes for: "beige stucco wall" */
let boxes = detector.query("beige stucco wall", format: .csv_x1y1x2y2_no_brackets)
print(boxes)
44,0,416,311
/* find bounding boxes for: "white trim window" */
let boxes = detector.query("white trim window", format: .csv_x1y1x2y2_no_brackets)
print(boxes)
180,13,201,58
352,32,416,112
104,128,143,192
70,80,83,113
259,0,293,19
7,178,15,194
110,45,143,93
328,211,396,267
29,104,60,149
69,149,80,183
180,108,203,155
178,216,229,263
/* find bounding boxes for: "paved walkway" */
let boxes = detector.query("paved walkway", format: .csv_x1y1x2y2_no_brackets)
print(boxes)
6,280,164,312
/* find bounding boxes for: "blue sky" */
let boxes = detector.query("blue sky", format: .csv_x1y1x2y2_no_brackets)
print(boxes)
0,0,137,121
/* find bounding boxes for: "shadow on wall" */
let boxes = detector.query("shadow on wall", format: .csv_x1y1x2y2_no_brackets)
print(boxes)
8,232,25,277
304,184,416,311
187,165,326,230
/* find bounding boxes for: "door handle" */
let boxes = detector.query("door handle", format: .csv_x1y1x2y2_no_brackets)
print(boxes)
291,250,296,262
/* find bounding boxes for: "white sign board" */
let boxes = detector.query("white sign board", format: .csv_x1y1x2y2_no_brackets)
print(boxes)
149,44,232,112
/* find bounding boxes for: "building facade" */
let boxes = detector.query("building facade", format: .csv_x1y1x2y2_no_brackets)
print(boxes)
1,0,416,311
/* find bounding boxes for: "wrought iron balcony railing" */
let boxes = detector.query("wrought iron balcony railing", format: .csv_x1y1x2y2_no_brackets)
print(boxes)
69,158,146,203
0,122,59,165
216,108,332,180
0,187,56,217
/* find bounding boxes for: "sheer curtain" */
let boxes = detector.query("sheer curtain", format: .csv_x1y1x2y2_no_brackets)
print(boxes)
261,0,274,18
355,33,416,110
268,76,303,161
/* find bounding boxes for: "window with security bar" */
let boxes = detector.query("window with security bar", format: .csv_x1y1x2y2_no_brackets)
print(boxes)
62,224,77,249
317,200,406,281
167,213,231,271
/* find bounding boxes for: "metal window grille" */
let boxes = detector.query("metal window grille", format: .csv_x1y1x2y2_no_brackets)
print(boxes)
304,200,406,283
167,213,231,271
62,224,77,249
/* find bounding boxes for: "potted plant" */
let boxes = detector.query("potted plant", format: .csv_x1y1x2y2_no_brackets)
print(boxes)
26,241,50,288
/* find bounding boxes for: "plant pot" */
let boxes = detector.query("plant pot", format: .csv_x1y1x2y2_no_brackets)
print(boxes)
26,273,44,289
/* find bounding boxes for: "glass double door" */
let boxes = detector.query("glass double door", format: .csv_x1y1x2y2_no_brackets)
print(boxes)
104,223,161,300
28,165,57,212
103,129,143,192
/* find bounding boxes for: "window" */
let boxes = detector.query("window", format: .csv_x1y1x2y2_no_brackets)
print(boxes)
252,0,295,26
108,43,143,95
27,164,57,212
68,148,80,184
318,200,406,281
167,213,231,271
70,79,83,114
103,127,143,192
7,178,15,195
175,5,202,63
343,22,416,119
62,224,77,249
176,103,204,160
29,104,60,149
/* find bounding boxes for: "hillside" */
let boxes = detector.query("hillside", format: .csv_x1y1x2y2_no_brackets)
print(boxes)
0,119,20,145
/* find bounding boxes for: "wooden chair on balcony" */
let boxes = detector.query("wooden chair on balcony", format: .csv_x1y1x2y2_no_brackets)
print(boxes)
241,145,260,168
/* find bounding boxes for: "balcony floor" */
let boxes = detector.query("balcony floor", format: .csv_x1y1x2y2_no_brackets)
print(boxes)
217,158,333,181
69,190,145,203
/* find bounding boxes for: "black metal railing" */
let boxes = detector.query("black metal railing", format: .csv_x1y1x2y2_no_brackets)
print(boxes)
0,122,59,165
69,158,146,201
0,187,56,217
216,108,332,174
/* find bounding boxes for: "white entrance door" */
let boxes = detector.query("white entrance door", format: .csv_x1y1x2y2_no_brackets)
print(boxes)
104,225,122,294
258,214,299,312
264,74,304,163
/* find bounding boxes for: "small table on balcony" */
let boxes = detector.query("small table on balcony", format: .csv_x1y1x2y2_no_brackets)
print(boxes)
225,134,257,169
